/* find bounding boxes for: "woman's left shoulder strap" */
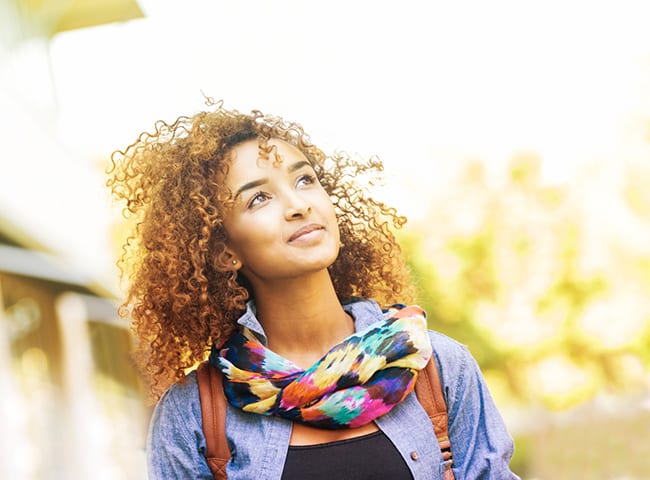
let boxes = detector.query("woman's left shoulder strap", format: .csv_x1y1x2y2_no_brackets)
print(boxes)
414,357,456,479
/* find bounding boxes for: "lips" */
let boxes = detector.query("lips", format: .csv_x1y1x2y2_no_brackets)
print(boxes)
288,224,324,242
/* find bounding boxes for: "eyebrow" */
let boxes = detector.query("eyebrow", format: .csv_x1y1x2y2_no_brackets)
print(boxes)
234,160,313,199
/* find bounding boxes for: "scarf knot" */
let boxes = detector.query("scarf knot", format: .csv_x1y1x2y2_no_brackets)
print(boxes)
212,304,432,429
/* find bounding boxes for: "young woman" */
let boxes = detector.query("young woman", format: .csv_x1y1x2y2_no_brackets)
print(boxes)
108,101,520,479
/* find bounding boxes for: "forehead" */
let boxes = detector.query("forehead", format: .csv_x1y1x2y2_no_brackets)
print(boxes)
229,137,306,163
225,138,310,179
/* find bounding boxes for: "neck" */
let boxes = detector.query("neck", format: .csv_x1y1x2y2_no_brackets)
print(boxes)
250,271,354,367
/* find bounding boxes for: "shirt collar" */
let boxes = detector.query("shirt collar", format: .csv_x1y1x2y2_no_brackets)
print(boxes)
236,297,385,346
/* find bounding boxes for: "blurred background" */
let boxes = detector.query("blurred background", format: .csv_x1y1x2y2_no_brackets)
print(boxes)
1,0,649,478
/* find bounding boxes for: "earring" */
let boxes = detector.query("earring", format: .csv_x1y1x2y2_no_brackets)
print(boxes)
232,259,238,265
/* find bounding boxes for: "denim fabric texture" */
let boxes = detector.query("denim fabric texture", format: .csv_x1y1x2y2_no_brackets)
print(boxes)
147,298,520,479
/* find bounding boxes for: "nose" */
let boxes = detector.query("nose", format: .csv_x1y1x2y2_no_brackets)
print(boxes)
284,191,312,220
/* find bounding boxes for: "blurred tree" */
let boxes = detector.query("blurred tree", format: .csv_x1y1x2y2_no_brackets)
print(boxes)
402,153,650,410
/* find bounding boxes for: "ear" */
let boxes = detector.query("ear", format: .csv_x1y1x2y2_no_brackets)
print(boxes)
215,247,242,272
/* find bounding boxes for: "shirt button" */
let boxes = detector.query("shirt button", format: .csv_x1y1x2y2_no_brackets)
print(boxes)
410,451,419,461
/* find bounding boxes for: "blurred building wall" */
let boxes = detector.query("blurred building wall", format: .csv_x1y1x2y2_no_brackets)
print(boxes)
1,2,147,479
0,242,148,480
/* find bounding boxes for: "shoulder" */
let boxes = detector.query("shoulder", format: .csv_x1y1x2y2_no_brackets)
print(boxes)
425,332,519,478
152,370,203,427
425,329,481,406
147,371,210,478
427,329,472,373
148,372,203,460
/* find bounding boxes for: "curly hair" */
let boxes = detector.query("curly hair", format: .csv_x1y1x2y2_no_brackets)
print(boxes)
107,101,415,401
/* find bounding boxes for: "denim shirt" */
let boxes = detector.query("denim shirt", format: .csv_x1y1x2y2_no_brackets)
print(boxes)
147,299,520,479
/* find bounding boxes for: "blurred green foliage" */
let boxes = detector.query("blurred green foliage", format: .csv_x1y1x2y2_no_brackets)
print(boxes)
400,154,650,411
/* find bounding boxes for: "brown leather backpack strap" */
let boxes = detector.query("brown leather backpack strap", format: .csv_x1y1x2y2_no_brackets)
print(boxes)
196,361,231,480
414,357,456,480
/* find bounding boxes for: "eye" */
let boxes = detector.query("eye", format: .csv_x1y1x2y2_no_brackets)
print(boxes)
296,173,317,188
247,191,271,209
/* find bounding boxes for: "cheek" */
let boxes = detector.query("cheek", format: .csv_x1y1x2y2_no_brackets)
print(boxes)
221,218,250,257
313,188,336,215
325,199,340,233
223,217,276,258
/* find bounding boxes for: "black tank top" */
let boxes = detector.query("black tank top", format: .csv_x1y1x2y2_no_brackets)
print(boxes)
281,430,413,480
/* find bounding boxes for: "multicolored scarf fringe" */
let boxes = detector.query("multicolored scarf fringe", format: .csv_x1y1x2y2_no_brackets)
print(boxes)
212,304,432,429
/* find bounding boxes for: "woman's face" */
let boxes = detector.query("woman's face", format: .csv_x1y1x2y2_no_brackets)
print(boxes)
221,138,340,285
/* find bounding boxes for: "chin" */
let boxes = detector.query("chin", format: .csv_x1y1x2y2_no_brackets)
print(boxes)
300,252,340,275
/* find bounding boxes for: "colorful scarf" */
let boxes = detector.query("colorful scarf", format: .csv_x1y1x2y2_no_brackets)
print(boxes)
212,304,432,429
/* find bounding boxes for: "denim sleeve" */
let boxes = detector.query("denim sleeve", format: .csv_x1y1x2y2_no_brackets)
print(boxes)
432,332,520,479
146,372,213,480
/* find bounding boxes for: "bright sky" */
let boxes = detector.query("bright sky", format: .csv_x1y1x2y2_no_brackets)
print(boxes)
2,0,650,291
